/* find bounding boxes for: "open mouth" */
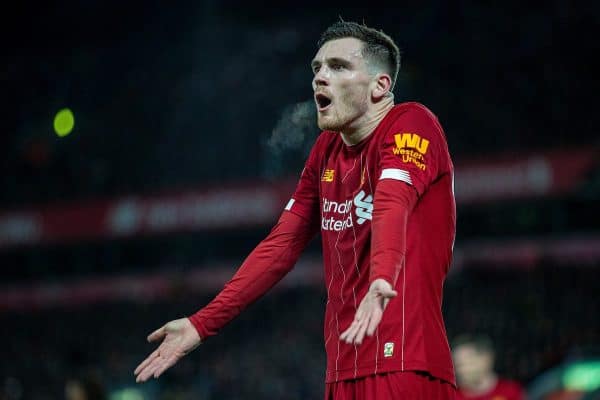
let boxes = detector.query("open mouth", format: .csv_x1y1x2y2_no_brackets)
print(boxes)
315,93,332,111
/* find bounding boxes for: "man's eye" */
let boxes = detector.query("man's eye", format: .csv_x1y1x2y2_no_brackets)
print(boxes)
312,66,320,74
331,64,344,71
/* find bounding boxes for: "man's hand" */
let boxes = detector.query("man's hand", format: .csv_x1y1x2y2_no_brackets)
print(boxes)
134,318,201,383
339,278,397,345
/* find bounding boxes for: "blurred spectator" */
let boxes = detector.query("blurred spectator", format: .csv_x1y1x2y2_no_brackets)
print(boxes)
65,372,106,400
453,334,526,400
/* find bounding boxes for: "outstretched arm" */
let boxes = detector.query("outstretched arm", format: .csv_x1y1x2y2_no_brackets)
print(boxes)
134,211,318,382
188,211,318,338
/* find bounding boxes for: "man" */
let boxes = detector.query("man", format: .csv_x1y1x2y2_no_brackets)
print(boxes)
453,334,526,400
135,20,457,399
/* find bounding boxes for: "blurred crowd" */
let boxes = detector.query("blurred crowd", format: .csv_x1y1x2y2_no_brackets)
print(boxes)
2,1,598,208
1,264,597,399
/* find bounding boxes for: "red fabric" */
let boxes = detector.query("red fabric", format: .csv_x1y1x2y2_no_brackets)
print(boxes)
188,211,317,338
287,102,456,384
369,179,417,285
457,379,525,400
188,102,456,386
324,371,456,400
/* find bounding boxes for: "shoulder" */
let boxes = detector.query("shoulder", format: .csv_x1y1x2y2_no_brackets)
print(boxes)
385,102,443,131
378,102,448,152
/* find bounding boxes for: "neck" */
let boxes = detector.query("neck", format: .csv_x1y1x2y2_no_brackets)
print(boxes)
340,97,394,145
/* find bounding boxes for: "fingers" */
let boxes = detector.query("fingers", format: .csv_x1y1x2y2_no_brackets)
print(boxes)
352,313,371,345
340,287,393,345
134,345,181,383
365,308,383,337
136,351,181,383
354,307,365,322
134,349,159,375
153,353,180,379
340,303,367,342
135,354,162,383
340,318,362,343
340,313,372,345
378,287,398,299
147,326,166,342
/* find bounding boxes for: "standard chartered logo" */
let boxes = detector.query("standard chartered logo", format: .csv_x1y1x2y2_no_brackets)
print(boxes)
321,190,373,231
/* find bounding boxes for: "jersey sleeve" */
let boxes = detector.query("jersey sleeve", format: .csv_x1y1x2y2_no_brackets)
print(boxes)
188,211,318,339
188,137,324,340
379,106,449,196
282,135,322,224
369,178,418,285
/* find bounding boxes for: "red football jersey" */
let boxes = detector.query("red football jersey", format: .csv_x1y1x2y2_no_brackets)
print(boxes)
286,102,456,384
457,379,525,400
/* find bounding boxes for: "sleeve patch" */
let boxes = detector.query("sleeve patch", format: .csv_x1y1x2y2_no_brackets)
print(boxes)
379,169,413,185
392,133,428,171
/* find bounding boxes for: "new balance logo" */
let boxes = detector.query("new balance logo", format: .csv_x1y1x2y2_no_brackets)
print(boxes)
321,190,373,231
321,169,335,182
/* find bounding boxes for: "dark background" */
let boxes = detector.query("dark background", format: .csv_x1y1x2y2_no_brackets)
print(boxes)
1,1,598,399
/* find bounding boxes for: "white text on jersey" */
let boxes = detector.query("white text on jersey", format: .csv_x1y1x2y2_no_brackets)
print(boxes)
321,190,373,232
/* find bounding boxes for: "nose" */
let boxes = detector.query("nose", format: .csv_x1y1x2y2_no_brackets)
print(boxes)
312,68,329,90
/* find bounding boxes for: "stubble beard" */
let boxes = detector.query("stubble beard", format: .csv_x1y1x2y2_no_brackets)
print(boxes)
316,91,369,132
317,113,342,131
317,101,351,132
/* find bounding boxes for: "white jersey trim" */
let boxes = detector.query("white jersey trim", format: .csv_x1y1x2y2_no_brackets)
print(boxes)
379,168,412,185
284,198,295,211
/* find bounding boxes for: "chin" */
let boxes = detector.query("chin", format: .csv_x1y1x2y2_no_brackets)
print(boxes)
317,116,343,132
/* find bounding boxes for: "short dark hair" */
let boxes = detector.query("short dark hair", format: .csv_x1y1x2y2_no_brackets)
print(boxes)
452,334,494,354
318,20,401,90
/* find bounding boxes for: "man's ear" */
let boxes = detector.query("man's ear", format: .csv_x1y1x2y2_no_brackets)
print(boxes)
372,73,392,100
